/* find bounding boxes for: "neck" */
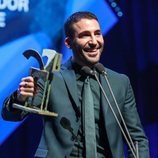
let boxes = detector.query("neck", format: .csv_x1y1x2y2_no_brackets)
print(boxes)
71,57,95,68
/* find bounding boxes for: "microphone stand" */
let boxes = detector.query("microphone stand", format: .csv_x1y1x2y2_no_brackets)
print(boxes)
92,68,138,158
102,70,139,158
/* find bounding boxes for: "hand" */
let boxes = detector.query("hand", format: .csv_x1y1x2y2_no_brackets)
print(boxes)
17,76,35,102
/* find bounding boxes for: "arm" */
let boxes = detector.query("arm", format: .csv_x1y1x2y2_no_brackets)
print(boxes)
1,76,35,121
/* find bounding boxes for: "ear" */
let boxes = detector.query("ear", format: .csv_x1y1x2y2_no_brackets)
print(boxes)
65,37,72,49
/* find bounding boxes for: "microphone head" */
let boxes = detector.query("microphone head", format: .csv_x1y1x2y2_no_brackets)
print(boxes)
94,63,107,75
60,117,71,130
81,66,95,76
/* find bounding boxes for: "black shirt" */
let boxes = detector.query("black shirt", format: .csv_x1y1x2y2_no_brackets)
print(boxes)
69,62,109,158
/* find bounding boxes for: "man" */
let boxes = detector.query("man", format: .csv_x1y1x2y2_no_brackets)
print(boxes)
2,11,149,158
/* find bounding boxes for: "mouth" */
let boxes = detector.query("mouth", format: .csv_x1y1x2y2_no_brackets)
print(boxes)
84,49,99,57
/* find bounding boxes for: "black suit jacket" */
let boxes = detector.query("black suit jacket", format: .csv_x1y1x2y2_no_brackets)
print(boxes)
2,59,149,158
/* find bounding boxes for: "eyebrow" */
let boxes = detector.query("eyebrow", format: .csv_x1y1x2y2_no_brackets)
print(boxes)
78,29,101,35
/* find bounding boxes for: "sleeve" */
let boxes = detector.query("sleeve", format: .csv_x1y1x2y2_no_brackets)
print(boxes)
1,91,28,121
122,76,150,158
1,79,44,122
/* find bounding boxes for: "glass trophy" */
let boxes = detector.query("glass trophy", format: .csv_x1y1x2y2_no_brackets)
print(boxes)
13,49,62,117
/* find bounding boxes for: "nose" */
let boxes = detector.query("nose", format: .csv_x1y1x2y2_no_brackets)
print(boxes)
89,35,97,45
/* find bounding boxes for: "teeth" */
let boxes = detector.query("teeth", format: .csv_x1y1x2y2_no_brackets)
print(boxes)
87,50,97,52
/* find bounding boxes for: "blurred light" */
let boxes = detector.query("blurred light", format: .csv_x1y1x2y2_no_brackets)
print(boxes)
0,12,6,27
107,0,123,17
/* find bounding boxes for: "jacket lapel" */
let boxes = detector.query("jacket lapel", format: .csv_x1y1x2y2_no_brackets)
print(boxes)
100,71,124,157
60,60,80,111
61,69,80,107
100,73,117,157
100,71,120,120
100,73,111,115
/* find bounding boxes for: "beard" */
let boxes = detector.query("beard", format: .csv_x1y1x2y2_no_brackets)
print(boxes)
72,47,102,67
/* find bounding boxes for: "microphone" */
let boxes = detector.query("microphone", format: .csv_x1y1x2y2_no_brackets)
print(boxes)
60,117,77,141
80,65,137,157
80,66,95,76
94,63,138,158
93,63,107,75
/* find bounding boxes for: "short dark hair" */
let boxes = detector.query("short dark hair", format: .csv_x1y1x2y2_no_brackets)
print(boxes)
64,11,98,39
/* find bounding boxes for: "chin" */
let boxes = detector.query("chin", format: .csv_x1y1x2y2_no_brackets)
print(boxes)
86,59,99,66
88,56,100,64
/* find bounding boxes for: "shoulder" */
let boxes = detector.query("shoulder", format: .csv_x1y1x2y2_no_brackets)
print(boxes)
104,67,133,100
106,67,128,78
105,67,130,86
52,59,74,81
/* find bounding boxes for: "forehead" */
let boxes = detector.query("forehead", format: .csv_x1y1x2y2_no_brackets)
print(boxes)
72,18,101,33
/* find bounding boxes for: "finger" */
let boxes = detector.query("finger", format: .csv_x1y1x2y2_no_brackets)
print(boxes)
20,91,34,97
20,81,34,88
21,76,34,83
20,76,34,87
19,86,34,93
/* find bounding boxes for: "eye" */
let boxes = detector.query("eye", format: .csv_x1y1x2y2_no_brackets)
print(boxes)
78,33,90,38
95,31,101,36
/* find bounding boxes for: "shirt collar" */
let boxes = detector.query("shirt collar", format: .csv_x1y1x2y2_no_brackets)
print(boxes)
71,60,99,81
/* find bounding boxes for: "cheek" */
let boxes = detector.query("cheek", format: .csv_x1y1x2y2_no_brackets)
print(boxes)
73,42,84,53
98,37,104,45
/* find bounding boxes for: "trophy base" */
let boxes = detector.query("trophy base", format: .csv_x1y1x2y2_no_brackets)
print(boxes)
13,103,58,117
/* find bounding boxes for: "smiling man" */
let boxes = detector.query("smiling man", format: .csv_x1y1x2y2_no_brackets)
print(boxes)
64,16,104,67
2,11,149,158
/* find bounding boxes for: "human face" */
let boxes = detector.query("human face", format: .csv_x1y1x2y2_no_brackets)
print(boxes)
65,18,104,67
